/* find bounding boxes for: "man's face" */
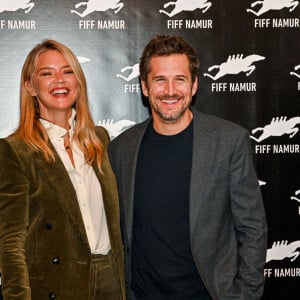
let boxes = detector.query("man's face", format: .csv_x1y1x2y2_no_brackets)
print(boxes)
142,54,198,129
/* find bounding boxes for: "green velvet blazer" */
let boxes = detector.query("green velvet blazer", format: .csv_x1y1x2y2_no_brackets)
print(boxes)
0,127,125,300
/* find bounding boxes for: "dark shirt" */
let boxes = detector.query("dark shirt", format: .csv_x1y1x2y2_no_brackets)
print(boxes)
131,121,211,300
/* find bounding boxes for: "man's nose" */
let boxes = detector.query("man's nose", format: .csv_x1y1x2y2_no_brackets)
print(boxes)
165,80,175,95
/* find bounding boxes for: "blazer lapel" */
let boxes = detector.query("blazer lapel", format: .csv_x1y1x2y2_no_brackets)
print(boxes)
121,120,150,245
91,152,119,245
34,149,89,246
190,111,217,235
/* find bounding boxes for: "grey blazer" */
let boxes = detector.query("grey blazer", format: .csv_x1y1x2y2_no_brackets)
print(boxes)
109,109,268,300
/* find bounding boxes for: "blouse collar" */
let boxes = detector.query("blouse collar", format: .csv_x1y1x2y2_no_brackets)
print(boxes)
39,108,76,140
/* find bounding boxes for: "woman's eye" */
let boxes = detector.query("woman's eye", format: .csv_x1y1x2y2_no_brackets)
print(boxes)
40,72,52,76
64,69,74,74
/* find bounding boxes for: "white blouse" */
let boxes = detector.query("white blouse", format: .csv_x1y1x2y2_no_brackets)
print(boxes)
40,110,111,254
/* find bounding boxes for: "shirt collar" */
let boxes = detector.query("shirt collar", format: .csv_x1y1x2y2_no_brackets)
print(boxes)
39,108,76,140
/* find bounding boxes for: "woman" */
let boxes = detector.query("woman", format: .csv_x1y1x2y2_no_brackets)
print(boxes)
0,40,125,300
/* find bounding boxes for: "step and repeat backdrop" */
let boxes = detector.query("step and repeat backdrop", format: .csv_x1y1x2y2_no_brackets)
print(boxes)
0,1,299,299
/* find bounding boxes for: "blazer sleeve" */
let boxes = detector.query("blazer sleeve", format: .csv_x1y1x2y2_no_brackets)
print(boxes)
229,130,268,299
0,139,31,299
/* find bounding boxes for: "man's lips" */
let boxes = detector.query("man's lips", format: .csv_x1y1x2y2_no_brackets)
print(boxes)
162,99,179,104
160,96,182,104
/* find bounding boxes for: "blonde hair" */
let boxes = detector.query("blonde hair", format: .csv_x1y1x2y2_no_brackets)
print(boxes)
15,39,103,168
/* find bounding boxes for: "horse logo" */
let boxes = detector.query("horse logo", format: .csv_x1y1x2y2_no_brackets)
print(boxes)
159,0,212,17
250,116,300,143
266,240,300,263
290,64,300,78
203,54,265,81
246,0,299,16
0,0,34,14
291,190,300,203
76,56,90,63
116,63,139,82
98,119,136,139
259,180,267,186
71,0,124,18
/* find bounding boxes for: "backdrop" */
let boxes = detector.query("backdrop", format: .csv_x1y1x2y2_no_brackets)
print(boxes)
0,1,299,299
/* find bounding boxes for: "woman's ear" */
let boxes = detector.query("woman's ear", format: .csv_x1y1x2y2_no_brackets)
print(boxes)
25,80,37,96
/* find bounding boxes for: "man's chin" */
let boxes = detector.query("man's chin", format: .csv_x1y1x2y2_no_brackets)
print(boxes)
159,113,182,123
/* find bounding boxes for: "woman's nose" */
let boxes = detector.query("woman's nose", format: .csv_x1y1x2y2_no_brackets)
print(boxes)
53,72,65,82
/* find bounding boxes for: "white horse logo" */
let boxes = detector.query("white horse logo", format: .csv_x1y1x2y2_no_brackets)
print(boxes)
203,54,265,81
98,119,136,139
71,0,124,18
0,0,34,14
250,116,300,142
116,63,139,82
159,0,212,17
259,180,267,186
290,64,300,78
76,56,90,63
266,240,300,263
246,0,299,16
291,190,300,203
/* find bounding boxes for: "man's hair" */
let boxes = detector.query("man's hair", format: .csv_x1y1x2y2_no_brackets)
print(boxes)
139,35,200,83
15,39,103,168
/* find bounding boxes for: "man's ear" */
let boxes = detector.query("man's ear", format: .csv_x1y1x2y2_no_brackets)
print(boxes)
141,80,149,97
192,76,198,96
25,80,37,96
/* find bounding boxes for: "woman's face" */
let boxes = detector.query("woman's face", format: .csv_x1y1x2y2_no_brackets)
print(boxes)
25,49,79,121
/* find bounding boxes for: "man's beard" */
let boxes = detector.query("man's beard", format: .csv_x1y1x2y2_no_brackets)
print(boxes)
152,103,189,123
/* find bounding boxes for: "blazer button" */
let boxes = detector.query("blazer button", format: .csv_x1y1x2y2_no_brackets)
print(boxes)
48,292,56,299
45,223,53,230
52,257,60,265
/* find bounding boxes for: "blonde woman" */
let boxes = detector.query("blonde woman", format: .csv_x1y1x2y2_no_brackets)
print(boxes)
0,40,125,300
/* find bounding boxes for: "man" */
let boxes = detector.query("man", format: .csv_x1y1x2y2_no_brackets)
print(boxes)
109,35,267,300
